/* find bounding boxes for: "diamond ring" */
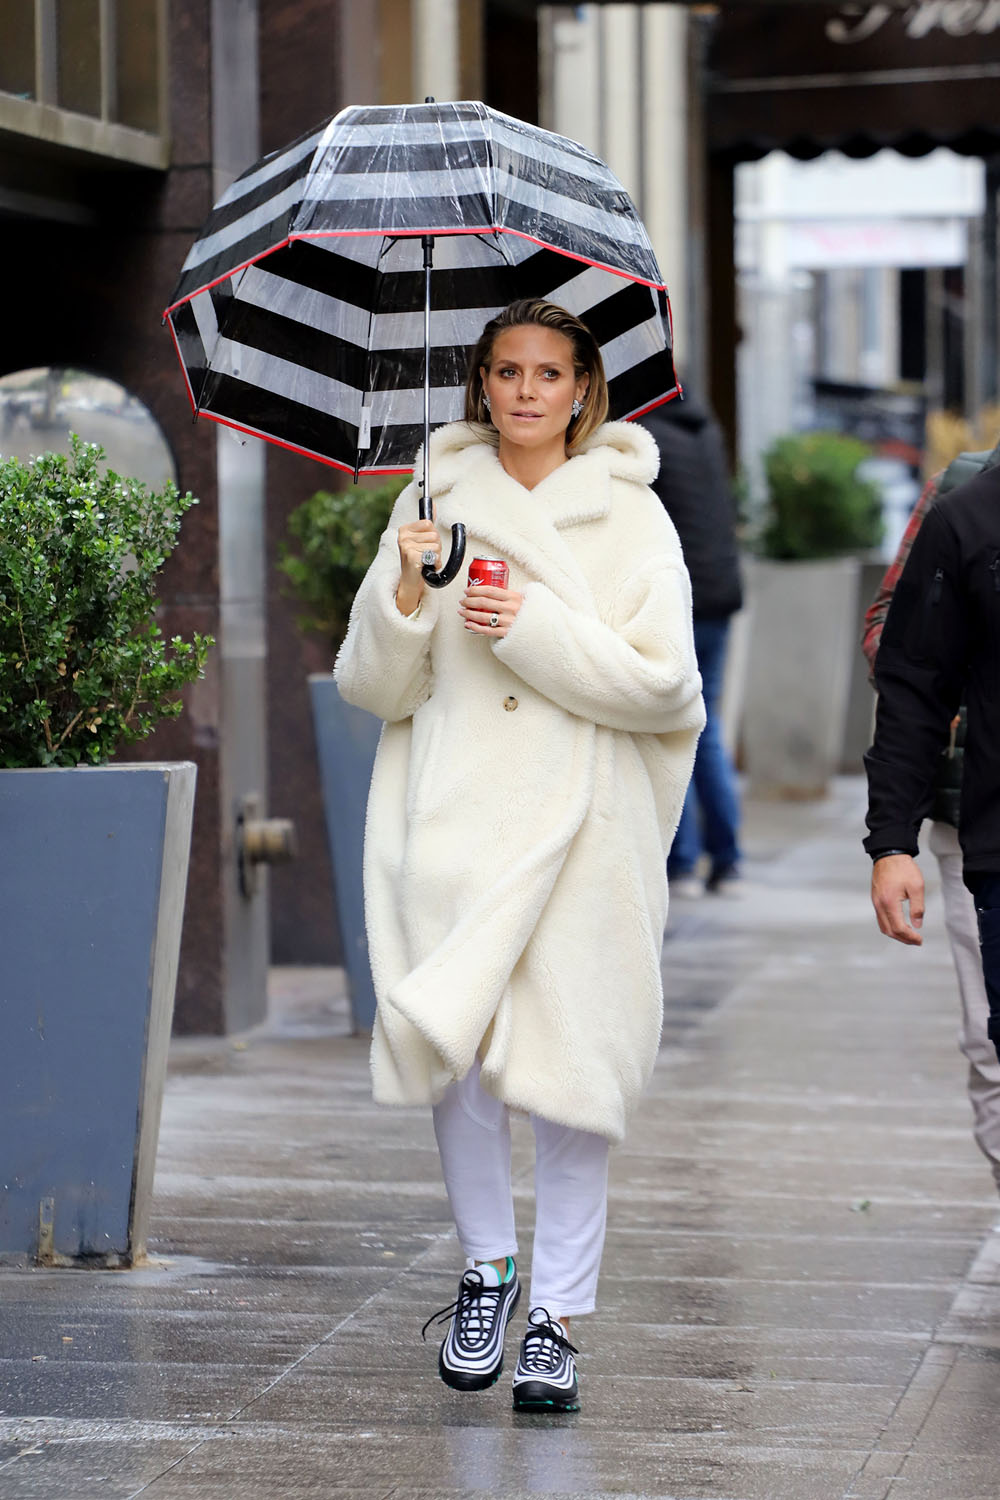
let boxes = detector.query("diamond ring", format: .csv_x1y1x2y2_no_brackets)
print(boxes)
489,612,500,628
421,549,437,567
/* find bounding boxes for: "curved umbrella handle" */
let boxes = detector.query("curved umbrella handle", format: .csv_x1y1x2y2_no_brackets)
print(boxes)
422,522,466,589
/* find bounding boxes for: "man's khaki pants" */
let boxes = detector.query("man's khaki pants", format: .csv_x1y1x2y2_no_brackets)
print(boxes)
929,819,1000,1193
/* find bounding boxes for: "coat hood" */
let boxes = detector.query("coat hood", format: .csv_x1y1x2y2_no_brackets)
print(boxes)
414,419,660,496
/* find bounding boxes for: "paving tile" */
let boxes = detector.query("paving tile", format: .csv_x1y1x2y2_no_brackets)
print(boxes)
3,783,1000,1500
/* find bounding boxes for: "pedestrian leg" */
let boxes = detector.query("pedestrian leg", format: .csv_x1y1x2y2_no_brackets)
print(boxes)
965,871,1000,1068
667,786,701,881
528,1116,610,1320
432,1059,518,1263
508,1116,608,1414
929,822,1000,1193
690,616,741,881
429,1061,521,1392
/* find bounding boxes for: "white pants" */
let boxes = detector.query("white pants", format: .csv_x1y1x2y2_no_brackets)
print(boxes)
432,1061,610,1319
929,820,1000,1191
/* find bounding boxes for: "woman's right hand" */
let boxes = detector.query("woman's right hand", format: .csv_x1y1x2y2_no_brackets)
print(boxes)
396,518,442,615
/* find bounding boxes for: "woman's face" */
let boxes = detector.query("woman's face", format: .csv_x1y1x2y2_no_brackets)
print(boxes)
480,325,589,456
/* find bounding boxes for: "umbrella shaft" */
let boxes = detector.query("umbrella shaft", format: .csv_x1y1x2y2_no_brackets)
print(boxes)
420,234,434,520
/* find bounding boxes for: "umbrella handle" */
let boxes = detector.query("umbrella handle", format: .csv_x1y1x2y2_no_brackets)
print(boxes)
421,522,467,589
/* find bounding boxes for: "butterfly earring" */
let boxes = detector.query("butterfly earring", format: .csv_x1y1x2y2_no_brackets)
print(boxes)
571,398,583,419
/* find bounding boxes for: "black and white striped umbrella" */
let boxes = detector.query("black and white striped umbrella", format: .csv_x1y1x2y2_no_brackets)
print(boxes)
164,100,678,480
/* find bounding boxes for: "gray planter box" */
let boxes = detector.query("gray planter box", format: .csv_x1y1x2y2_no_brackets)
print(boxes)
0,762,196,1267
309,676,382,1033
742,556,861,798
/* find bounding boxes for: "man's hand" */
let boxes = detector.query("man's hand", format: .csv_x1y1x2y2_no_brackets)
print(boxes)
871,853,925,946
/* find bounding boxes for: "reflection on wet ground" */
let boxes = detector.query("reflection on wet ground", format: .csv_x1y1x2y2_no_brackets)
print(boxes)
2,779,1000,1498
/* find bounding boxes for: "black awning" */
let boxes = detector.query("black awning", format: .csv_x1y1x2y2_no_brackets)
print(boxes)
706,3,1000,161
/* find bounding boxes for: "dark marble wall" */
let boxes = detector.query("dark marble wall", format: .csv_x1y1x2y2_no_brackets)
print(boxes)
258,0,348,966
5,0,224,1029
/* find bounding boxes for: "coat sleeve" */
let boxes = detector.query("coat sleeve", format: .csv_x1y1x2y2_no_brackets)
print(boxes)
861,473,939,683
863,504,969,858
492,556,705,735
333,490,441,723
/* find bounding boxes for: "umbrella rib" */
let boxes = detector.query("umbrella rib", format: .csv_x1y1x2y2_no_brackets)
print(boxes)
355,239,391,481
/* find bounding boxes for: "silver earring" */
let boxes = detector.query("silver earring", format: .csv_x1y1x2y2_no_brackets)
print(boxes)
483,394,491,415
571,397,583,419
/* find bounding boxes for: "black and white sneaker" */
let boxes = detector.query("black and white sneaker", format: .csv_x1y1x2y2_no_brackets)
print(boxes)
511,1307,580,1412
421,1259,521,1391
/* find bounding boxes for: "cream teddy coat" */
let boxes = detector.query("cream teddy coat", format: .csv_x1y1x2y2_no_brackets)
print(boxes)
334,419,705,1143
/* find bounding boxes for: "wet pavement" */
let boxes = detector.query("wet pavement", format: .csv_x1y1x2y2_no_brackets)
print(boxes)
3,777,1000,1499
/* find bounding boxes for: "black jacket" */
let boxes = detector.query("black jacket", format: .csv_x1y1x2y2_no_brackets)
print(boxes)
642,400,743,619
864,463,1000,872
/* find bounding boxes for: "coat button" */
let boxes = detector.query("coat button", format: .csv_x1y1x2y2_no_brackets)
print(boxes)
503,695,518,712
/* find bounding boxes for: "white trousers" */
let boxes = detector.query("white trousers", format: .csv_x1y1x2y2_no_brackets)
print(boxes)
432,1061,610,1319
929,820,1000,1191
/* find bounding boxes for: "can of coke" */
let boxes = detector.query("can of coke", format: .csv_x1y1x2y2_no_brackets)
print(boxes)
467,557,509,589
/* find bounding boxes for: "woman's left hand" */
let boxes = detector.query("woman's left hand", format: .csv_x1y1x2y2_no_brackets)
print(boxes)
459,584,524,638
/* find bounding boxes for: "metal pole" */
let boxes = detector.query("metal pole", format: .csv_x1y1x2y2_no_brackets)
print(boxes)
416,219,465,588
420,233,433,520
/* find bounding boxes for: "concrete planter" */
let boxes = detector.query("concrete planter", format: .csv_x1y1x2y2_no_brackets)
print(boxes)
309,676,382,1033
742,556,861,798
0,762,196,1267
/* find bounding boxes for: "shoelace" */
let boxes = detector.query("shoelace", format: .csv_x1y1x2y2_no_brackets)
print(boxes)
519,1309,579,1373
421,1268,503,1349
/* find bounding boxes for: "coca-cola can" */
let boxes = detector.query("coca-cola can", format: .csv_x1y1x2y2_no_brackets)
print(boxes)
467,557,509,589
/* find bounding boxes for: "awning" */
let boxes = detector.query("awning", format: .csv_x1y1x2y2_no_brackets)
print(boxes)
707,3,1000,161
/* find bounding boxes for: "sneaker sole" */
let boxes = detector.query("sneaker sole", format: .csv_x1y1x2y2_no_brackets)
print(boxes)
512,1379,580,1412
438,1282,521,1392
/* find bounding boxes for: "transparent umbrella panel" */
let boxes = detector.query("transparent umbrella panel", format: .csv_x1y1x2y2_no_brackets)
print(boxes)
165,100,678,478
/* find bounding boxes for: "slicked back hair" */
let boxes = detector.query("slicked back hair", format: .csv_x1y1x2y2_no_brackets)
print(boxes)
464,299,610,452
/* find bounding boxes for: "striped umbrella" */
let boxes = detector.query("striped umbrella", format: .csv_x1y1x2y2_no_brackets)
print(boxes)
164,99,678,585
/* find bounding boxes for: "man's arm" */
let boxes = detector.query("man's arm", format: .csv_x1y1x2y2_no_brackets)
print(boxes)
864,505,969,944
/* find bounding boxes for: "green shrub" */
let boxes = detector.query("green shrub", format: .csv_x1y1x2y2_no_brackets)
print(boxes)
278,476,407,652
0,437,213,768
759,431,883,560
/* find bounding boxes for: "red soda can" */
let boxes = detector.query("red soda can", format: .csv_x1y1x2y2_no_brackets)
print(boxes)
467,557,509,589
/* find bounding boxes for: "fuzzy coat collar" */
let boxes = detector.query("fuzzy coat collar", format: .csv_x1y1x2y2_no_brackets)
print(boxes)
415,420,660,607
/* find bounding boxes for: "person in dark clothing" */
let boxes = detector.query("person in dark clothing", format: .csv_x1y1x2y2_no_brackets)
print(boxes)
643,396,744,896
864,456,1000,1060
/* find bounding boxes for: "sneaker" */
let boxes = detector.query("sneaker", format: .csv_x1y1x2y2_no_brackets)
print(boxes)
421,1259,520,1391
706,864,742,897
669,874,704,900
511,1307,580,1412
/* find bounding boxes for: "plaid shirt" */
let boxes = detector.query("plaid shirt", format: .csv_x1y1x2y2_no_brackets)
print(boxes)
861,472,941,679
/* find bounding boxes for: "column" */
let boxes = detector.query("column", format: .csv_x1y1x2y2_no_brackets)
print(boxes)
211,0,271,1031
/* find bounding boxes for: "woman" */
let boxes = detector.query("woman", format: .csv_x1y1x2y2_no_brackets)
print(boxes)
335,299,704,1412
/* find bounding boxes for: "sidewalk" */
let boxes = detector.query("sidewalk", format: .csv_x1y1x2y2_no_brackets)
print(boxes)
3,778,1000,1499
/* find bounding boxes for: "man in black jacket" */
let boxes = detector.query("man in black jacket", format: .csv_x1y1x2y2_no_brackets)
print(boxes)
865,459,1000,1058
644,396,743,896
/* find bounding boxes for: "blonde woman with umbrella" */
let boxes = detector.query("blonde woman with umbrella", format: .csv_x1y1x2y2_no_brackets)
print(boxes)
335,298,704,1412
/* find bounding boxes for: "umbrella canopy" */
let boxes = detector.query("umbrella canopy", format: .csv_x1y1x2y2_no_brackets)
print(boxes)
164,100,679,477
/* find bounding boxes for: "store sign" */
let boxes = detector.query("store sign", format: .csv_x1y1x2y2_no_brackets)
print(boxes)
708,2,1000,156
827,3,1000,44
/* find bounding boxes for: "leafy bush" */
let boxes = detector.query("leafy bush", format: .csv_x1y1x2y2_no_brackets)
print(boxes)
278,476,407,652
759,431,883,560
0,437,212,768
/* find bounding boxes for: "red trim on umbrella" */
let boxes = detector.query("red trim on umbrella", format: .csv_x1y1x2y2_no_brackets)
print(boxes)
192,407,414,476
626,387,683,422
162,224,668,317
162,237,296,317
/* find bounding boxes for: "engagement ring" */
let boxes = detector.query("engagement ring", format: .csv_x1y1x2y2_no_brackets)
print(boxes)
421,549,437,567
489,612,500,628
